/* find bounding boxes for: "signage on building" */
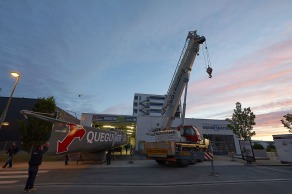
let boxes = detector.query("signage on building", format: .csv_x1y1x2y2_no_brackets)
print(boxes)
92,115,136,122
202,124,231,131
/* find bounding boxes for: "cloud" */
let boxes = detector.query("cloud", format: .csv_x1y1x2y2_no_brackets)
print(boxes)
184,34,292,140
252,110,290,140
186,35,292,116
101,103,131,115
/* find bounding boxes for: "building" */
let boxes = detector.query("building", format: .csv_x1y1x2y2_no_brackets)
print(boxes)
0,97,37,142
80,113,241,155
133,93,181,117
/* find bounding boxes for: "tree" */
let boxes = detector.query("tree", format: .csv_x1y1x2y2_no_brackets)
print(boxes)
226,102,256,140
18,96,56,151
281,114,292,133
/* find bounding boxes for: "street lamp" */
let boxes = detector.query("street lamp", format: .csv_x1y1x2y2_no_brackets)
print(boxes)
0,71,20,130
2,122,9,126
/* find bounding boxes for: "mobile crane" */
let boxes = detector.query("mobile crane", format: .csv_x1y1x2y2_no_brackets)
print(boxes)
144,30,212,167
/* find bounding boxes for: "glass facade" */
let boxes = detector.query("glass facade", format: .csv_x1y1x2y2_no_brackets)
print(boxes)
203,134,236,155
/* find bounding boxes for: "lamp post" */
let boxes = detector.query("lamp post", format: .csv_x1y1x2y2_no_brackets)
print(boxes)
0,72,20,130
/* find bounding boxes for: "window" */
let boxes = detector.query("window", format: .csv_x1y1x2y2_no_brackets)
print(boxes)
183,126,195,136
150,96,165,100
149,109,161,113
150,102,163,106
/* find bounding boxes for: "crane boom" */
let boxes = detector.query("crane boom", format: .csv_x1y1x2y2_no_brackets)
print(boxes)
145,30,211,167
160,31,205,130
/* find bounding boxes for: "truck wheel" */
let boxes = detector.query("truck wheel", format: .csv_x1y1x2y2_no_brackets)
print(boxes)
176,159,189,167
190,159,197,165
155,159,166,165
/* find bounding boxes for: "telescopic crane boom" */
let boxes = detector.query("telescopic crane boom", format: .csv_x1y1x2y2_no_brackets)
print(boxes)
160,31,206,130
144,30,212,167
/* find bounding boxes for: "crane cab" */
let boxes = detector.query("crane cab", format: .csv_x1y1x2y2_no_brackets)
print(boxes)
177,125,201,143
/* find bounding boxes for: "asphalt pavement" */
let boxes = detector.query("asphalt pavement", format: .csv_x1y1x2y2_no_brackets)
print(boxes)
4,155,290,171
1,155,292,194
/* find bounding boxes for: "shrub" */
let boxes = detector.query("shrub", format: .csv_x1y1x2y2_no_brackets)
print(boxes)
252,143,264,150
266,144,276,152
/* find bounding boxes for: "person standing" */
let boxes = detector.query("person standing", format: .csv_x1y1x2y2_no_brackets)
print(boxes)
65,154,69,165
2,142,19,168
24,142,49,193
125,144,129,155
106,149,112,165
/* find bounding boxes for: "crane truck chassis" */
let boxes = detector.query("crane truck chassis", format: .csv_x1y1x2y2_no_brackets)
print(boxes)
145,126,210,167
144,30,212,167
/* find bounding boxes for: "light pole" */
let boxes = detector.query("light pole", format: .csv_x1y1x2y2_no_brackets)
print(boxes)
0,72,20,130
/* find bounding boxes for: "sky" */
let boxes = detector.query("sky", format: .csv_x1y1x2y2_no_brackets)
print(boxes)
0,0,291,141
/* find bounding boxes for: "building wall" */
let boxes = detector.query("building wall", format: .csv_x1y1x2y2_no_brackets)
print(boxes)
133,93,181,117
0,97,37,141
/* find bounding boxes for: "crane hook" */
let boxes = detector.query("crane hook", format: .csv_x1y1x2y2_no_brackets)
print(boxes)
206,66,213,78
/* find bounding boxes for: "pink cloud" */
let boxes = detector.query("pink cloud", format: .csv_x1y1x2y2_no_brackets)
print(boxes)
185,36,292,140
189,45,292,96
253,111,290,141
188,36,292,103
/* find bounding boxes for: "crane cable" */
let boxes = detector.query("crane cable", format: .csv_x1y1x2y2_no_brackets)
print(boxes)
201,41,213,78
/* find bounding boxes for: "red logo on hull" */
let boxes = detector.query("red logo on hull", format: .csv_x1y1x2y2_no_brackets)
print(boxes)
57,123,86,154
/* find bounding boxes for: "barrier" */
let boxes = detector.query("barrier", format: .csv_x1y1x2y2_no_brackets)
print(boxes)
228,151,235,161
128,149,134,164
208,141,219,176
228,151,233,157
204,152,213,161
